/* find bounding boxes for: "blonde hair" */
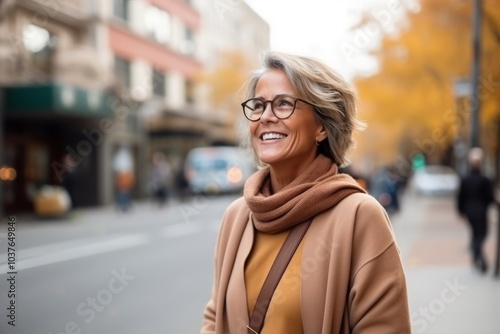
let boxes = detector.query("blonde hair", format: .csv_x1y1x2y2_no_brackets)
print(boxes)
241,51,365,167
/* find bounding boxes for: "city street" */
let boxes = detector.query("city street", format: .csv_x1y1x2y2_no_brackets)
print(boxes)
0,190,499,334
0,194,235,334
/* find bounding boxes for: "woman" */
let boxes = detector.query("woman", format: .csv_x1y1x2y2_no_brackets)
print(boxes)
201,51,411,333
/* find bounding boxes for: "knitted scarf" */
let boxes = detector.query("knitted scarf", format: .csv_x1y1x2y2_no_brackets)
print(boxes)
244,154,366,234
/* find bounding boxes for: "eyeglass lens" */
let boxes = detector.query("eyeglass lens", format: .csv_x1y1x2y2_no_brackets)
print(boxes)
243,96,296,120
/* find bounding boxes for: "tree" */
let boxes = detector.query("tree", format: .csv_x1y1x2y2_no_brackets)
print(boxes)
197,50,255,145
352,0,500,181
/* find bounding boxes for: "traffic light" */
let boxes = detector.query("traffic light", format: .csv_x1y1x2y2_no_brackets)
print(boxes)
412,153,426,171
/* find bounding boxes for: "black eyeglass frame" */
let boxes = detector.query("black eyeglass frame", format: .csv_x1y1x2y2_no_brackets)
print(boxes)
240,94,316,122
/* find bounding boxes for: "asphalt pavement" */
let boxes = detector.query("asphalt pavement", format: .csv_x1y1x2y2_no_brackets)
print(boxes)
0,192,499,333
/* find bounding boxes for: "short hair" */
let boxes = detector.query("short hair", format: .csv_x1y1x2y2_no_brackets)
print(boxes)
468,147,483,168
241,51,365,167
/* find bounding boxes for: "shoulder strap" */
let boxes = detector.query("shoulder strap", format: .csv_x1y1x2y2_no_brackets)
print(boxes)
247,220,312,334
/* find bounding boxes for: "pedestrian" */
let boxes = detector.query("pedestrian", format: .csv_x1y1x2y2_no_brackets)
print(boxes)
150,152,171,208
114,169,135,212
457,147,496,273
113,144,135,212
174,157,189,202
201,51,411,334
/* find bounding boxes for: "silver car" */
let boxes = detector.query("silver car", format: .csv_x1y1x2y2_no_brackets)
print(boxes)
412,165,459,195
184,146,256,195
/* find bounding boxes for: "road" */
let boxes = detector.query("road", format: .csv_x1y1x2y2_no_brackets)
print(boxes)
0,194,236,334
0,190,499,334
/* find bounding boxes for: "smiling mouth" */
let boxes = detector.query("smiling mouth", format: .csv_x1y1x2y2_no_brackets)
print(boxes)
261,133,287,141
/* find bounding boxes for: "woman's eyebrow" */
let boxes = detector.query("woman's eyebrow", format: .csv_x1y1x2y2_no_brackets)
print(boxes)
253,94,291,99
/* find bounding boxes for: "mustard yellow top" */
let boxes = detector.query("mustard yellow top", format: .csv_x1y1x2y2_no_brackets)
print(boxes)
245,229,305,334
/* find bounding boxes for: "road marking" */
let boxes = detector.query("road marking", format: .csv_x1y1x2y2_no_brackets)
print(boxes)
0,234,127,262
161,224,200,238
0,233,149,275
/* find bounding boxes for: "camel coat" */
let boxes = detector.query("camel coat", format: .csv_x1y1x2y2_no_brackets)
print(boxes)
201,193,411,334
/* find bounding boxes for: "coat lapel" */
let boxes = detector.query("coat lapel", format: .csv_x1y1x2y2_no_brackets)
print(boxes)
225,215,254,332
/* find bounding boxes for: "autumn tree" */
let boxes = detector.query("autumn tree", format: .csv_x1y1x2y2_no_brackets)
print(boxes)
198,50,255,145
351,0,500,181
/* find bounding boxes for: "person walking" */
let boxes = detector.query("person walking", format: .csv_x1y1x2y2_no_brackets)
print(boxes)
201,51,410,334
174,157,189,203
150,152,171,208
113,144,135,212
457,147,496,273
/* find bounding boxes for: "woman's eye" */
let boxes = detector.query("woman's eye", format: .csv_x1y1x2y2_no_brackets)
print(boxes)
277,99,293,107
254,102,264,110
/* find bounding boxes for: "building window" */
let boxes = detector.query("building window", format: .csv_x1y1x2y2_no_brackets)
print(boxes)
181,27,195,55
114,57,131,90
23,24,56,75
152,69,166,97
185,80,195,104
145,6,171,44
113,0,129,21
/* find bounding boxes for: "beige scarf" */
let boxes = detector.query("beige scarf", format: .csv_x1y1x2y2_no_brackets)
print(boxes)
244,154,366,234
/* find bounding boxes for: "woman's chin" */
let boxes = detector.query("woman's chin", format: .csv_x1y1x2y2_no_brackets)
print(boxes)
258,153,281,166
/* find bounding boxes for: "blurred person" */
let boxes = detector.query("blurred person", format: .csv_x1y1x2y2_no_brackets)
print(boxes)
369,166,401,215
114,169,135,212
174,157,189,202
113,144,135,212
201,51,411,334
60,153,78,209
150,152,171,208
457,147,496,273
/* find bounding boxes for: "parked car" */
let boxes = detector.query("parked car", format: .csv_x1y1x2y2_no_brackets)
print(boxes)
184,146,256,195
411,165,459,195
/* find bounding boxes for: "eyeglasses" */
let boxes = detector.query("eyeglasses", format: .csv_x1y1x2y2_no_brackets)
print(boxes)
241,94,316,122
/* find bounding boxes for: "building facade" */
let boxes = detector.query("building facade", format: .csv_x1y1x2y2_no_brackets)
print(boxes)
0,0,269,215
0,0,120,213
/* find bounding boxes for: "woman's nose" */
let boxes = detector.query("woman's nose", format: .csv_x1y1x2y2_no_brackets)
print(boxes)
260,101,277,122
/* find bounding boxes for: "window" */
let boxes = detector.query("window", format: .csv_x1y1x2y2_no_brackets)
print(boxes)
181,27,195,55
23,24,56,75
145,6,171,44
113,0,129,21
152,69,166,97
114,57,131,90
185,80,195,104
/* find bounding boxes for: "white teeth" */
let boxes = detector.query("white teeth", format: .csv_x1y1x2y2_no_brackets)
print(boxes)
262,133,286,141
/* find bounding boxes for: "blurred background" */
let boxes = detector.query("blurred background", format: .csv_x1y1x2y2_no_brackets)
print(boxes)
0,0,499,333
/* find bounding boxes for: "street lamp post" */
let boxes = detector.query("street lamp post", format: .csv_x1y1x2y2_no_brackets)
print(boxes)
496,204,500,277
453,79,472,177
470,0,482,148
0,88,3,222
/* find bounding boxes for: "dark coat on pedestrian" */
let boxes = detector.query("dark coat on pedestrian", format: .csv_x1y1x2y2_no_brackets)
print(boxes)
457,169,495,225
457,168,495,271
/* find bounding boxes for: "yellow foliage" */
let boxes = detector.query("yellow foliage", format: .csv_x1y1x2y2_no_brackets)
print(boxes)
199,50,254,110
353,0,500,169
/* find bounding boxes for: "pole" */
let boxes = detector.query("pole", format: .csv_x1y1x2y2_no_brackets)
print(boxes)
0,88,4,222
495,202,500,277
470,0,482,148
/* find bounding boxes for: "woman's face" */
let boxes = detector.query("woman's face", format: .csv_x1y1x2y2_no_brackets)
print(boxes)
250,69,326,172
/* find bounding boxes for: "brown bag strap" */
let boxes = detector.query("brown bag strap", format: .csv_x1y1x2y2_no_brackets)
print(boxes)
247,220,312,334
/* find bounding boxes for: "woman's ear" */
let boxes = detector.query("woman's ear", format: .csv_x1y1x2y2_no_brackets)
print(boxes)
316,128,328,143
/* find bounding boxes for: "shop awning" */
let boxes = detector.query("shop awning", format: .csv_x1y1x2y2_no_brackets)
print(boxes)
4,83,114,118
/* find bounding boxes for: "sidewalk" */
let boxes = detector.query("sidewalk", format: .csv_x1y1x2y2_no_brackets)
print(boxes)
392,192,500,334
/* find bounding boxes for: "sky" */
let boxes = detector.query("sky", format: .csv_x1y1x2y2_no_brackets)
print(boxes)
243,0,411,81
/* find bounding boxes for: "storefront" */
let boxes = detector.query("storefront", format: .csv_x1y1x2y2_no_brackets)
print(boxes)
1,83,114,214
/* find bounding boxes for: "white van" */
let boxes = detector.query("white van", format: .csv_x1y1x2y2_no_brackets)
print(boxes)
184,146,256,195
